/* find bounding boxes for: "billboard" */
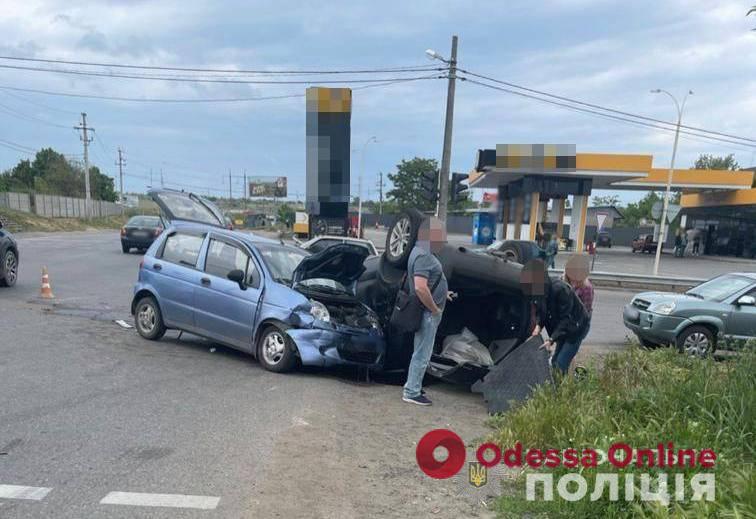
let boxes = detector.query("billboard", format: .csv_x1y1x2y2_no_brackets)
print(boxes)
248,176,287,198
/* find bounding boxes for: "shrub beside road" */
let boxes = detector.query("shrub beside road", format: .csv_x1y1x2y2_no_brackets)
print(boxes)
489,346,755,517
0,207,129,232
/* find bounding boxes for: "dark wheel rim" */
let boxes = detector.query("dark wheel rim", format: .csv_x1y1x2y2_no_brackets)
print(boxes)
683,332,710,356
137,303,156,334
4,252,17,285
262,331,286,365
388,217,411,258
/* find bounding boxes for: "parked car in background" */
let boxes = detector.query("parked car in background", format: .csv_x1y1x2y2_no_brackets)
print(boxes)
596,231,612,248
298,235,378,257
623,272,756,356
131,189,385,373
0,220,19,287
631,234,659,253
120,215,164,253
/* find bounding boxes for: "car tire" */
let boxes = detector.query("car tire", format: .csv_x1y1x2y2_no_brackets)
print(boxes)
497,241,536,265
0,249,18,287
122,243,130,253
676,325,715,357
377,254,405,287
258,326,297,373
385,209,423,267
134,296,167,340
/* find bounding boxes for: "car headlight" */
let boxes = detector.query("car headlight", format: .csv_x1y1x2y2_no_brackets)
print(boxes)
309,300,330,322
648,301,676,315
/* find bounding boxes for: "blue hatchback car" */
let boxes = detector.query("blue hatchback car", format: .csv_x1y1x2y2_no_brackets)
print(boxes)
131,189,385,373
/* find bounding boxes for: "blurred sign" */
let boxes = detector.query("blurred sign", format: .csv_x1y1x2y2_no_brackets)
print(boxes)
596,212,608,231
248,176,287,198
482,192,497,204
652,201,681,223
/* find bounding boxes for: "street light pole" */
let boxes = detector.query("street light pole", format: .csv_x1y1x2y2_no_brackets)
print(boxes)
358,136,377,235
651,89,693,276
426,35,458,222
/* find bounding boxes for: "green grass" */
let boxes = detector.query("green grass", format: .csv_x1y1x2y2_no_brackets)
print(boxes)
0,207,130,232
489,347,755,518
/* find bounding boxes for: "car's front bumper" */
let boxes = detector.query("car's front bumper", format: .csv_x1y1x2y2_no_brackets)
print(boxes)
623,304,690,344
286,324,385,369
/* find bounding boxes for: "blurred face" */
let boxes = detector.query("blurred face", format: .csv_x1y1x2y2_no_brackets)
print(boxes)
417,217,447,254
564,254,590,287
520,260,547,298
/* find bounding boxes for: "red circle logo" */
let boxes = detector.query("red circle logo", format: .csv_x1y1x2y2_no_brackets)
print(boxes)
416,429,466,479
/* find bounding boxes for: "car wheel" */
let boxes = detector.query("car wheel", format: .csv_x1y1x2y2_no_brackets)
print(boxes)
676,325,715,357
385,209,423,267
122,243,130,253
134,296,166,340
638,337,659,348
258,326,297,373
497,241,535,265
0,249,18,287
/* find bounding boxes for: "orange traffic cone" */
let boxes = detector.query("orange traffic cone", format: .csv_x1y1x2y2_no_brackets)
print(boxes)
40,266,54,299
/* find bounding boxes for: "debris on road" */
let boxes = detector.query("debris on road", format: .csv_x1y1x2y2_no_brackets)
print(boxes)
114,319,133,329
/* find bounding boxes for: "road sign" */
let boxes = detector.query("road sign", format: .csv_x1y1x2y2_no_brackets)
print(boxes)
651,201,681,223
596,212,608,231
666,204,682,223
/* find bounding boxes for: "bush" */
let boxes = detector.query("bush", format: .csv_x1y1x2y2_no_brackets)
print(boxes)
489,347,755,518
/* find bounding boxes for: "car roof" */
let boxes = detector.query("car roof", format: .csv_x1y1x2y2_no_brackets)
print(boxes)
170,221,285,247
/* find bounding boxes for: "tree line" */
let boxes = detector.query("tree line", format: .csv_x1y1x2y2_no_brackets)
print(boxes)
0,148,117,202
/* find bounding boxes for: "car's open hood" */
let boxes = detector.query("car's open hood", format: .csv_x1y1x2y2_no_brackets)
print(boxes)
292,243,369,287
148,189,225,227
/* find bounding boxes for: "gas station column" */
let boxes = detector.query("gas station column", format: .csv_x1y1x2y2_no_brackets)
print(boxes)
512,195,525,239
527,192,541,241
553,198,566,239
570,194,589,251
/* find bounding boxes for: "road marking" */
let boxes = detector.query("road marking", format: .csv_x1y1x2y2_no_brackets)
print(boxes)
100,491,220,510
0,484,52,501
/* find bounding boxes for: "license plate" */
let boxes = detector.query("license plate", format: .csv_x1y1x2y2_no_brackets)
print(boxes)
132,231,148,238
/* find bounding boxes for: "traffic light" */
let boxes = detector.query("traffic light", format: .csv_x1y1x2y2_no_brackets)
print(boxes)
450,173,469,203
420,170,439,205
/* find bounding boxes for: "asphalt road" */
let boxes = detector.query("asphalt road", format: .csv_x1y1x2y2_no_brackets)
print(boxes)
0,230,633,518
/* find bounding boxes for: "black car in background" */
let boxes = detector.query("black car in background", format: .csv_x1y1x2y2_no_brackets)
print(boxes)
0,220,19,287
596,231,612,248
120,215,163,253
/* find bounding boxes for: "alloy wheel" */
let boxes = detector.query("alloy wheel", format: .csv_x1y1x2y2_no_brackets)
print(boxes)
683,332,709,357
263,331,286,365
4,252,17,285
137,303,156,333
389,217,411,258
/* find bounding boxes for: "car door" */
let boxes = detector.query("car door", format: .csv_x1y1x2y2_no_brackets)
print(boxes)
193,235,262,350
150,230,207,330
726,285,756,340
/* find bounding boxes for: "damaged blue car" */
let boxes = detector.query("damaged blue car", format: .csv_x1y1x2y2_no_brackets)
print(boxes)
131,189,385,372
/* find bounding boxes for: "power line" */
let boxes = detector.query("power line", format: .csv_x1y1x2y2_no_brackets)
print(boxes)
0,89,80,115
0,55,442,75
461,77,756,149
0,63,439,85
0,100,71,129
458,68,756,145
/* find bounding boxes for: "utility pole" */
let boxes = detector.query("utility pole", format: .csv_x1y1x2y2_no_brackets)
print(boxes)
160,168,164,188
150,168,153,187
431,35,458,222
243,170,248,212
376,172,384,215
228,170,232,201
116,148,126,202
74,113,94,218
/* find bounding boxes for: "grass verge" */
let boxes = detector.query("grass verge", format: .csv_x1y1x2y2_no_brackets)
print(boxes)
0,207,128,232
489,346,755,518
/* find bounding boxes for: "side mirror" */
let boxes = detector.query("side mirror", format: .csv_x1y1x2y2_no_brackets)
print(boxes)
736,295,755,306
227,269,246,290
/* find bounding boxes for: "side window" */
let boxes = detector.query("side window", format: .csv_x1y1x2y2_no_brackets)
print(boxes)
161,233,204,267
205,239,249,280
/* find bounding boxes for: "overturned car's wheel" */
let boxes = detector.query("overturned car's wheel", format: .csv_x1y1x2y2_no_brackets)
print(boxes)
497,240,536,265
258,326,297,373
385,208,423,267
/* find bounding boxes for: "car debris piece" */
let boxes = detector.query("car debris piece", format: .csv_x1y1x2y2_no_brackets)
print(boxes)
114,319,133,329
471,336,553,414
489,338,519,364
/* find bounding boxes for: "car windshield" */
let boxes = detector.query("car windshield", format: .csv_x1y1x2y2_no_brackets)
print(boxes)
295,278,348,293
256,244,308,284
687,275,754,302
127,216,161,227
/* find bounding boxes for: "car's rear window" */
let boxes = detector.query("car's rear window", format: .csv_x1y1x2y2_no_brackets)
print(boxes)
127,216,161,227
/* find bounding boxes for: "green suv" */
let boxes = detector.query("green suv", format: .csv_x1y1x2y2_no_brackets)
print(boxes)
623,273,756,356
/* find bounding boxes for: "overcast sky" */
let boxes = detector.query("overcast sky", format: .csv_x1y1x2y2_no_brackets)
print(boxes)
0,0,754,203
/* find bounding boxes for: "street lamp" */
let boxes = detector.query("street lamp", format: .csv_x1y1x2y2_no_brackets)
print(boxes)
650,88,693,276
358,136,378,236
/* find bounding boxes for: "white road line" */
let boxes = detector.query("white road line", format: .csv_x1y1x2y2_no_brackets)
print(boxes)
100,491,220,510
0,484,53,501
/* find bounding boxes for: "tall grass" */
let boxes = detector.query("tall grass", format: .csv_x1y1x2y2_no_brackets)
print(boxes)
489,347,755,518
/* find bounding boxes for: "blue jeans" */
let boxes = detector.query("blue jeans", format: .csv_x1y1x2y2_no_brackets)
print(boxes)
551,321,590,374
403,310,443,398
